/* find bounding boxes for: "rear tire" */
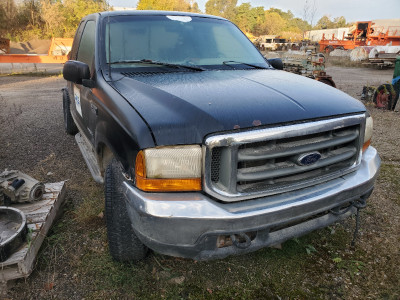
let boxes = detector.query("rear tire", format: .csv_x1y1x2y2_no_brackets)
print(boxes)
105,159,148,262
62,88,78,135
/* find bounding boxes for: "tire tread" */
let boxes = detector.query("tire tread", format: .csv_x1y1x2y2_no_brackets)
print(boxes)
105,159,148,262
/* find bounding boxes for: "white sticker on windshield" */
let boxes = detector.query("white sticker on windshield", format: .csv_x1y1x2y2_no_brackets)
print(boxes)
73,85,82,117
166,16,192,23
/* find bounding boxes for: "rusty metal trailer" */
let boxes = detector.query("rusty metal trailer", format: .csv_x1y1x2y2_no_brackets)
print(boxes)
319,20,400,53
0,38,72,64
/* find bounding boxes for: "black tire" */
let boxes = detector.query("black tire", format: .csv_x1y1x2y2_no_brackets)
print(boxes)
317,78,336,88
62,88,78,135
105,159,148,262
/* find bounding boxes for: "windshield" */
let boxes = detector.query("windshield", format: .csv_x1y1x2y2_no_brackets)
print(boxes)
103,15,268,70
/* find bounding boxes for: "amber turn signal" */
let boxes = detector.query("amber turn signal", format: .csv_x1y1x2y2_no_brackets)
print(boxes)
362,140,371,152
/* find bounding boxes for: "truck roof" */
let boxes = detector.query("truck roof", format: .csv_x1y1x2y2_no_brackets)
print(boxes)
96,10,226,21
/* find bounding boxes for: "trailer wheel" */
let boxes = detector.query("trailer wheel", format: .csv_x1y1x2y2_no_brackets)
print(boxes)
62,88,78,135
105,159,148,262
325,46,334,53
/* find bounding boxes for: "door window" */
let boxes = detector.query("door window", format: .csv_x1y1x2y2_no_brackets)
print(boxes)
77,20,96,74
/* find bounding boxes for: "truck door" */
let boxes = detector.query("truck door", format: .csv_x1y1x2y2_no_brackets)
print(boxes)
72,20,97,144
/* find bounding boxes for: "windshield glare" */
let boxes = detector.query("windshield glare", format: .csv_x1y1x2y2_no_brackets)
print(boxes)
104,15,268,69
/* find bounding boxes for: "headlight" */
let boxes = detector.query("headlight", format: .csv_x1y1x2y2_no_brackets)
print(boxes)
135,145,202,192
363,113,373,152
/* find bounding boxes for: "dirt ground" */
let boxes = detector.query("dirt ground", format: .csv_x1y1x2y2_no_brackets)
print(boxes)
0,67,399,299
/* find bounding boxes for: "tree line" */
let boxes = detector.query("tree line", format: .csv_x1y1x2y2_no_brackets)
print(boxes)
0,0,350,42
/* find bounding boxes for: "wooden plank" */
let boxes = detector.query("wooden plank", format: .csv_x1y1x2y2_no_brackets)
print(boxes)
0,182,66,287
1,233,38,267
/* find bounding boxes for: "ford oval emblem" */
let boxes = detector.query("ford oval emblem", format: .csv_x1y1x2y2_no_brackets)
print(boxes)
297,152,322,166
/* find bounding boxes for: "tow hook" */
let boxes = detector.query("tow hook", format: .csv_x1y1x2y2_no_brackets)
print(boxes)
329,197,368,247
230,233,252,249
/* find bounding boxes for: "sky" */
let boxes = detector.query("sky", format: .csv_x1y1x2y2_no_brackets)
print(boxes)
108,0,400,23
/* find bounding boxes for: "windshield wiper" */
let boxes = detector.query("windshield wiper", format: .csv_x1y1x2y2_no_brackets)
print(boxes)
110,59,205,71
222,60,268,70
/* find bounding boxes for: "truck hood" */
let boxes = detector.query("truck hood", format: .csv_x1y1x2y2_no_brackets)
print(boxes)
111,69,365,146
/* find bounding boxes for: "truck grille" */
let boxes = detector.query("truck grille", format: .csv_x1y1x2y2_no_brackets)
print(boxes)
204,115,365,202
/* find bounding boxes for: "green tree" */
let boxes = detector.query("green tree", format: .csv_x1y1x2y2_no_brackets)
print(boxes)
314,15,347,29
314,15,333,29
205,0,237,20
251,6,266,35
262,11,286,34
62,0,109,37
289,17,311,32
137,0,200,12
40,0,65,38
0,0,18,37
268,7,294,21
18,0,42,28
333,16,347,27
234,3,264,33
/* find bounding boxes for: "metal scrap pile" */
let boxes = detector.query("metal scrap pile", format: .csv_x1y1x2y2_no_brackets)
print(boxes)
368,46,400,67
280,50,336,87
350,47,374,61
329,49,350,57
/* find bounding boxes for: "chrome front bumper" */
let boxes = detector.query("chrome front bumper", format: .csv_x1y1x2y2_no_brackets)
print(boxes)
123,147,380,260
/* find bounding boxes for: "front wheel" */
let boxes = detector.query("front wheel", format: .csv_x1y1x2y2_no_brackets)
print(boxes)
62,88,78,135
105,159,148,261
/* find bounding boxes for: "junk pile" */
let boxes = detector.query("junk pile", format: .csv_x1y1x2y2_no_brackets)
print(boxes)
350,47,374,61
361,56,400,110
0,170,45,262
329,49,350,57
368,46,400,67
0,170,65,291
281,50,336,87
349,45,400,67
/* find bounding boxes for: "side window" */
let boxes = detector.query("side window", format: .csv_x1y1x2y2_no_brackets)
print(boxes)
70,21,85,60
77,20,96,73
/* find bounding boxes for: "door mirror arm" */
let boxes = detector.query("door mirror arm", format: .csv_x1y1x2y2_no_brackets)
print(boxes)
82,79,95,88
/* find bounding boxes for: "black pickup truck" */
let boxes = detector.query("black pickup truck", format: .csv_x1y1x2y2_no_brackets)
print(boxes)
62,10,380,261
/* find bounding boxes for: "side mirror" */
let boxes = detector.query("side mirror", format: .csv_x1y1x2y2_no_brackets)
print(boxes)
267,58,284,70
63,60,90,84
